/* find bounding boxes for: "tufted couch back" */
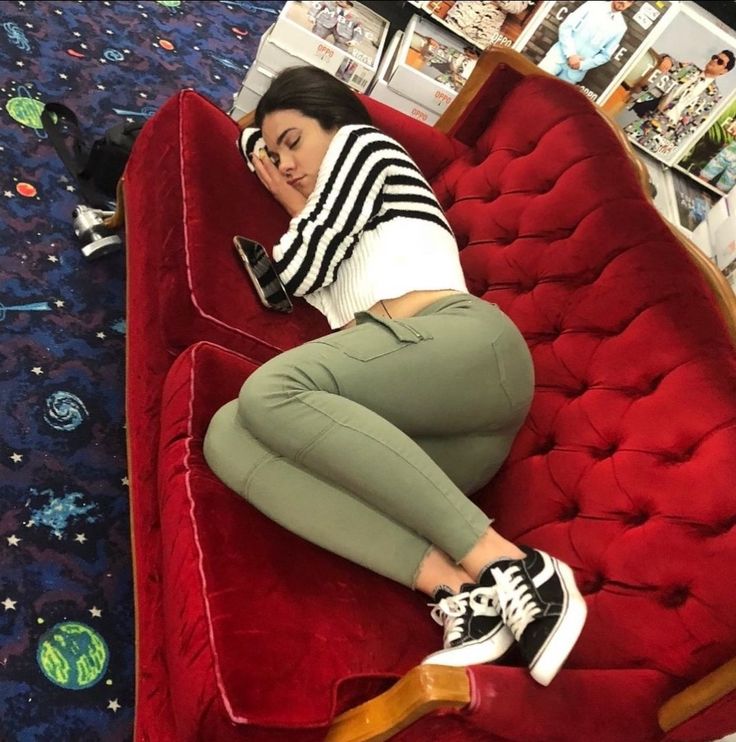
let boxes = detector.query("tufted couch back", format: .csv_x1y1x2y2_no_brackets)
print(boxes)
394,73,736,684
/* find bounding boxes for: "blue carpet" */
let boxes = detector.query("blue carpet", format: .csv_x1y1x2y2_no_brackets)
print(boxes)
0,2,281,739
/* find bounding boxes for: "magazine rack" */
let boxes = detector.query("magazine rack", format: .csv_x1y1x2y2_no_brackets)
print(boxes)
126,46,736,742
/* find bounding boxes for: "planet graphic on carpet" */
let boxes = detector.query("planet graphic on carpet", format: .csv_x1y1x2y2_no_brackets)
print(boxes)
37,622,110,690
6,94,46,129
5,87,56,137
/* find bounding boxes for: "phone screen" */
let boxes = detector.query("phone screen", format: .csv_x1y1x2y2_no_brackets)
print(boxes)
233,236,293,313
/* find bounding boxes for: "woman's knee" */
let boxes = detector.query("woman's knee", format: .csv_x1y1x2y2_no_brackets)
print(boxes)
238,363,279,425
237,353,310,431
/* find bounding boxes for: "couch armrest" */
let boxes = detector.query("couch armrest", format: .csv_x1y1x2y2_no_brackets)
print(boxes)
659,655,736,732
126,89,327,362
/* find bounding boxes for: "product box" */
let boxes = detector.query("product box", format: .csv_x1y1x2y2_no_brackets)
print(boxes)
230,89,259,122
369,31,440,126
668,166,719,240
229,25,278,119
638,150,717,259
385,14,479,115
422,0,545,52
230,61,277,121
712,212,736,270
265,1,390,93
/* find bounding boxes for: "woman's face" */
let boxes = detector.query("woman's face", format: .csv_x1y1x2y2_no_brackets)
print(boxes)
261,109,337,197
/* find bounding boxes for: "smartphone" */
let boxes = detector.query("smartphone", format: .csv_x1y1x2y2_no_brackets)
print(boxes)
233,236,293,313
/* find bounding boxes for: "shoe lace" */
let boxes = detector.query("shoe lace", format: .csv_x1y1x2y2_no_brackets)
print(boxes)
490,565,541,640
468,585,498,616
429,591,471,645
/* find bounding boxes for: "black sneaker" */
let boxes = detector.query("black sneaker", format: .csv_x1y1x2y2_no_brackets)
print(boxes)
481,546,587,686
421,583,514,667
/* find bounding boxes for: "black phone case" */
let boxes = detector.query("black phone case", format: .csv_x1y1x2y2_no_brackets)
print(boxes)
233,237,293,313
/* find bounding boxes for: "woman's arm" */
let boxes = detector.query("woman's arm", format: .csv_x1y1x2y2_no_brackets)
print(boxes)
272,126,446,297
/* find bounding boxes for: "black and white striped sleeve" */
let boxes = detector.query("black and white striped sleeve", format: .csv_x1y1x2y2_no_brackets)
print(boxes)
272,126,449,296
237,126,265,173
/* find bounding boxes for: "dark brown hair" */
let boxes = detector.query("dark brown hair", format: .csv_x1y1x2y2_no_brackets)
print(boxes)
255,66,372,131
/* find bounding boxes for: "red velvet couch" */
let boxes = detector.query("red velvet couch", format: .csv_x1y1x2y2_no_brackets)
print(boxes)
124,50,736,741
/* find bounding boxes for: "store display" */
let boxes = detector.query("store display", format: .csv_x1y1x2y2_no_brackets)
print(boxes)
225,0,736,281
676,94,736,196
610,2,736,166
368,31,440,125
383,14,479,115
419,0,544,51
519,0,673,105
229,1,390,120
266,1,390,93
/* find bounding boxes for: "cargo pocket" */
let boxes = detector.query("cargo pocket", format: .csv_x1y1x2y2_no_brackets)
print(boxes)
320,312,434,362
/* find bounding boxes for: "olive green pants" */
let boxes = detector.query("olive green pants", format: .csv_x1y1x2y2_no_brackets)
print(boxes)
203,294,534,588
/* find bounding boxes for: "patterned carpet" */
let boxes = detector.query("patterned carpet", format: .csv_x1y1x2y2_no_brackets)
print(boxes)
0,2,281,739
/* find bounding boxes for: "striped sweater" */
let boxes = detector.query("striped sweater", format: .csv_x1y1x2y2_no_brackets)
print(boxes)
239,124,467,328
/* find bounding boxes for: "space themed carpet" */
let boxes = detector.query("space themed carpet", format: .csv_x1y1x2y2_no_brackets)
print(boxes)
0,2,281,739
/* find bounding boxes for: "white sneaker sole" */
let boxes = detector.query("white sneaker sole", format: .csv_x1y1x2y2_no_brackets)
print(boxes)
421,624,515,668
529,560,587,686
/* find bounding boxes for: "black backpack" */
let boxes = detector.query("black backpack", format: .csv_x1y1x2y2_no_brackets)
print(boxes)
41,102,143,209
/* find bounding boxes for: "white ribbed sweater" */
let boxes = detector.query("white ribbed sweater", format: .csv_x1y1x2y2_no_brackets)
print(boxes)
239,124,467,329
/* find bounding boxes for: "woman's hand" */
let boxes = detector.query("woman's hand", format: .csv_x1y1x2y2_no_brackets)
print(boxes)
251,151,307,218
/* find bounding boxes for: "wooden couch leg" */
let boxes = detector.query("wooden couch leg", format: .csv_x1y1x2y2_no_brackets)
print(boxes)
325,666,470,742
103,177,125,230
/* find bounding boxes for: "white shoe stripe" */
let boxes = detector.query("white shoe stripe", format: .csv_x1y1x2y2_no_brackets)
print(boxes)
532,550,555,587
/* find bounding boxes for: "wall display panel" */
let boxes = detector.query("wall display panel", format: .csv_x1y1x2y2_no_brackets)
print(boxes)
608,2,736,165
518,0,673,104
676,94,736,197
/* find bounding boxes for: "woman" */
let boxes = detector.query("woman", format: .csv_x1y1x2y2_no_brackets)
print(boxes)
204,66,586,685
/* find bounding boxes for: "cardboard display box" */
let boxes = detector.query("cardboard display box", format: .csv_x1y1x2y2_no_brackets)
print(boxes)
265,1,390,93
386,13,478,115
230,59,277,121
369,31,440,126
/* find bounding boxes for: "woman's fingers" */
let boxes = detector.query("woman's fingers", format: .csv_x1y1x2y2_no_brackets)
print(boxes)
251,153,274,191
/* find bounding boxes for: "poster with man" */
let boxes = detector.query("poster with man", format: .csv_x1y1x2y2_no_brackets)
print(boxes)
519,1,672,104
676,96,736,196
611,4,736,165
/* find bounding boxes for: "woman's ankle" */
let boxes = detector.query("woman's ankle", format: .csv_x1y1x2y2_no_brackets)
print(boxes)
414,547,474,597
460,528,525,581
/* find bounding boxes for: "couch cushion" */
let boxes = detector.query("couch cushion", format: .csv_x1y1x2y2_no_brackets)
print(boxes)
427,75,736,682
157,341,445,737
